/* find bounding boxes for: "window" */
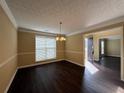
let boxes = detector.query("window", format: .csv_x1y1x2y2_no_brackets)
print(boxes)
35,36,56,62
101,40,104,54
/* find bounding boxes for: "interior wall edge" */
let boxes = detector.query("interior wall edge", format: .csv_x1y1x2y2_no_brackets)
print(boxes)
0,4,17,93
65,59,84,67
121,25,124,81
67,23,123,37
0,0,17,28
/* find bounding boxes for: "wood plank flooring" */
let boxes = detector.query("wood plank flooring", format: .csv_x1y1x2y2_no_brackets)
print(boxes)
99,56,120,71
8,60,124,93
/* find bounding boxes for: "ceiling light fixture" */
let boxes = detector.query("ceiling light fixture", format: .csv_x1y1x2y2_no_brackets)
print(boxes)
56,22,66,41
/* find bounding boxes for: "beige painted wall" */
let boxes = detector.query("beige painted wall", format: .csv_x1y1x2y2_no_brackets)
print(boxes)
66,27,123,65
65,34,84,66
18,30,65,67
106,39,121,57
66,26,124,80
18,31,35,66
0,6,17,93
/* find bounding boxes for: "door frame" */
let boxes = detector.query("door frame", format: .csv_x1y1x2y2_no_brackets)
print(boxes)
83,26,124,81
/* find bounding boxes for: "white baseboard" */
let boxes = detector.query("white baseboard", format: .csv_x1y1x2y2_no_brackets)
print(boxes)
4,59,84,93
18,59,64,69
107,55,121,57
4,59,64,93
18,59,84,69
65,59,84,67
4,69,18,93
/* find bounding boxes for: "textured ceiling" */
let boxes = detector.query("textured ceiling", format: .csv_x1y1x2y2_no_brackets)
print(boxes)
5,0,124,34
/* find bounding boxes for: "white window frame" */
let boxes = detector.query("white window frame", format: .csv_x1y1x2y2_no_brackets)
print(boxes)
35,35,56,62
101,40,105,55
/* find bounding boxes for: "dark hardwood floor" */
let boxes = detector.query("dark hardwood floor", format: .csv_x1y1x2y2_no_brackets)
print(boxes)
8,60,124,93
99,56,120,72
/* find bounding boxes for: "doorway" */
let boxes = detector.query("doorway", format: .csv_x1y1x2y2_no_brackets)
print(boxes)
99,36,121,72
87,37,94,62
99,39,106,58
85,36,94,63
83,26,124,81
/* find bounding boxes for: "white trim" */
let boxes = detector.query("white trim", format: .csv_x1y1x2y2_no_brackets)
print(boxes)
18,28,57,36
65,59,84,67
17,58,85,69
4,59,84,93
120,31,124,81
0,54,17,68
106,55,121,57
67,16,124,36
67,30,83,36
66,51,83,54
4,59,64,93
18,52,34,55
0,0,17,28
18,51,65,56
16,59,84,69
57,50,65,53
3,58,123,93
18,59,64,69
4,69,18,93
99,35,122,40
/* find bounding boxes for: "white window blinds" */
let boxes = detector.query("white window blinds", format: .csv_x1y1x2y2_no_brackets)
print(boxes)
35,36,56,62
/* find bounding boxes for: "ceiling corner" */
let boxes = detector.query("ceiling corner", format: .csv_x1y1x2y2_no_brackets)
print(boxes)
0,0,18,29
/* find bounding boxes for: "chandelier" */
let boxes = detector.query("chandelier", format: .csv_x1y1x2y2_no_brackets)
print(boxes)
56,22,66,41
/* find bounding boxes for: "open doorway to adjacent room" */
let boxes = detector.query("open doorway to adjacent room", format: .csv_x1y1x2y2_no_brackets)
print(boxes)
99,35,121,72
84,26,124,80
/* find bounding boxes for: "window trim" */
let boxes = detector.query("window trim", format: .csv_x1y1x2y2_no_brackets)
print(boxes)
35,35,57,62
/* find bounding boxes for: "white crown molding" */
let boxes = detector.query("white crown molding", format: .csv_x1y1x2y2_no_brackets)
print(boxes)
1,0,124,36
66,50,83,54
66,16,124,36
66,30,83,36
18,27,58,37
0,0,18,28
